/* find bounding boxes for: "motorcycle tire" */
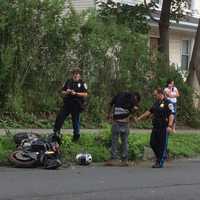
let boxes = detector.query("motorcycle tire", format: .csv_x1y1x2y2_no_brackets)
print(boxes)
9,150,38,168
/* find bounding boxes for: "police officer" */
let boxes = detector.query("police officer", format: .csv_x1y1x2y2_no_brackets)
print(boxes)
53,67,88,142
106,91,140,166
137,88,174,168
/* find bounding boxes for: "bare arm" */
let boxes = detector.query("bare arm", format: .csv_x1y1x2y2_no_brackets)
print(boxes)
167,114,174,133
175,88,180,98
72,91,88,97
168,114,174,127
61,88,74,97
137,110,152,121
62,89,88,97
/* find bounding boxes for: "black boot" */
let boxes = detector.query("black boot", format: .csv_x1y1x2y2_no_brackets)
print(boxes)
152,160,164,168
51,131,62,145
72,134,80,142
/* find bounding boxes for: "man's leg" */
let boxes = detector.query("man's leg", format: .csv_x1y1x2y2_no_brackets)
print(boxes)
53,104,70,143
71,112,80,141
54,105,69,132
157,127,168,167
120,123,129,161
150,128,160,161
111,122,120,160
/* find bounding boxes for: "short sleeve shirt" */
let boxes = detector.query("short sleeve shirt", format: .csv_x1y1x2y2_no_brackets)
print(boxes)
149,99,174,128
62,79,88,109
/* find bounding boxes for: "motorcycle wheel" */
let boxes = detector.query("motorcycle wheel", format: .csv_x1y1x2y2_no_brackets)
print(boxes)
9,150,37,168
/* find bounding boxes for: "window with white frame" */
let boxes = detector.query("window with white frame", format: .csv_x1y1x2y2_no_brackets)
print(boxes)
181,40,191,70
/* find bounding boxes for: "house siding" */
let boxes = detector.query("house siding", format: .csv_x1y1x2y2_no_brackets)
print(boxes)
70,0,200,15
169,31,195,69
69,0,198,70
150,27,195,69
70,0,95,11
169,38,182,67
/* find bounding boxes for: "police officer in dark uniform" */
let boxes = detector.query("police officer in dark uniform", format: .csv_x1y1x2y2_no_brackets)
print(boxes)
53,67,88,142
137,88,174,168
106,91,140,166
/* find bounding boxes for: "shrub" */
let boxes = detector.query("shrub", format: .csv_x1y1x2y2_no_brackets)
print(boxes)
0,1,199,128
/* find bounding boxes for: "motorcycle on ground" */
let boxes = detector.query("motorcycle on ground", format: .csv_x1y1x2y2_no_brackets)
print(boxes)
9,132,62,169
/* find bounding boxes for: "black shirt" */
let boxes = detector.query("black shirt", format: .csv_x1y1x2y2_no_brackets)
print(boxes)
62,79,87,111
110,92,136,120
149,98,174,128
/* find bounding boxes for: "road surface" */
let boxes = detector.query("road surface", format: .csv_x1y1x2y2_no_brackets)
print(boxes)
0,159,200,200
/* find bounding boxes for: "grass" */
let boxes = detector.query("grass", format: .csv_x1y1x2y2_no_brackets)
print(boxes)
1,128,200,165
0,136,16,165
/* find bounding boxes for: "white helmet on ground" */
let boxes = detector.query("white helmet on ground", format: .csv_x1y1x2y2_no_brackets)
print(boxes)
75,153,92,165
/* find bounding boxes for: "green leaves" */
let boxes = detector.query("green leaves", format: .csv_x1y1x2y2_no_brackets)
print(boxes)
0,0,199,128
97,0,149,33
0,0,75,113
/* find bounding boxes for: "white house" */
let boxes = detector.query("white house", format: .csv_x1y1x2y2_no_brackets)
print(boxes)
70,0,200,71
148,0,200,72
69,0,95,11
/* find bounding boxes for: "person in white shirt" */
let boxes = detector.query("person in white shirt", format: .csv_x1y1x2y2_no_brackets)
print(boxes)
164,79,180,132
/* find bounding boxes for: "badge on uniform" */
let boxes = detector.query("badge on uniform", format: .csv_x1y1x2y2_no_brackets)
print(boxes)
168,103,174,112
160,103,164,108
84,83,88,90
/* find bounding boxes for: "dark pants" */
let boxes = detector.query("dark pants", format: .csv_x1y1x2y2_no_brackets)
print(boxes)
111,121,129,161
54,103,80,137
150,127,168,166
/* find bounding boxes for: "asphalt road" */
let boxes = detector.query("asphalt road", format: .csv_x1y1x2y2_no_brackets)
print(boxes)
0,159,200,200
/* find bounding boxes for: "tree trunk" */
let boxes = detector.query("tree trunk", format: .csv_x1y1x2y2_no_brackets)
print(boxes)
158,0,172,67
187,18,200,109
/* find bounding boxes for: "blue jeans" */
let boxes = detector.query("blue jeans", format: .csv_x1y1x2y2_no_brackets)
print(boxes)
71,112,80,136
111,121,129,161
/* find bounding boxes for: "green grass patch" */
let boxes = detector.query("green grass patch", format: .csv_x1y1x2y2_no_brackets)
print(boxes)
168,134,200,158
1,130,200,165
0,136,16,165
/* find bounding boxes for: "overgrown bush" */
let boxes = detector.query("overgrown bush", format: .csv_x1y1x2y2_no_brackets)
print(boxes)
0,0,199,128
